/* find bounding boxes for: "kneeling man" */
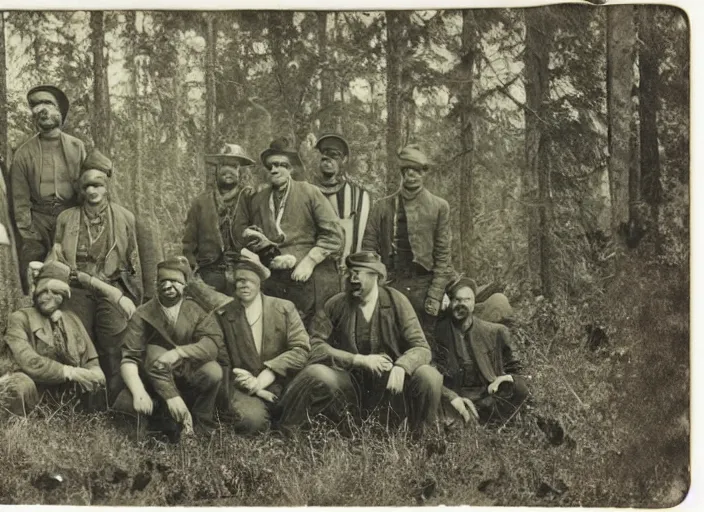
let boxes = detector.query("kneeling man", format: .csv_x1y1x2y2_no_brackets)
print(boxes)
278,251,442,431
217,249,309,433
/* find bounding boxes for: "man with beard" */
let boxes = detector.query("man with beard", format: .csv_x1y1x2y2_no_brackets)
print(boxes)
216,249,309,434
10,85,86,294
277,251,442,431
312,133,372,300
115,257,225,438
0,261,106,415
183,144,256,294
362,144,453,335
47,149,156,402
432,277,528,426
232,137,342,328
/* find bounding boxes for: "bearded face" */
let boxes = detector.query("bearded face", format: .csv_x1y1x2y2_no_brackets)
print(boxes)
450,286,476,322
157,277,185,307
35,289,65,317
31,101,62,133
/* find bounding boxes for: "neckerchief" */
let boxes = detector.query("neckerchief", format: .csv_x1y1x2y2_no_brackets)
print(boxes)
215,186,245,251
315,175,345,196
268,179,292,239
50,312,81,367
399,185,424,201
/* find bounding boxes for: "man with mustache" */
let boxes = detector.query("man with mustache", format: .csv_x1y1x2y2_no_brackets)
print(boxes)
0,261,106,415
183,144,256,294
10,85,86,294
217,249,309,434
115,256,225,439
232,137,342,328
277,251,443,431
432,277,528,426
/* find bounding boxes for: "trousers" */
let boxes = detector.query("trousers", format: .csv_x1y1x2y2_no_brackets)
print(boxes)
444,376,530,426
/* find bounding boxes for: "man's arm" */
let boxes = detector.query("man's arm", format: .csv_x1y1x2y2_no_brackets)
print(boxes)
172,309,223,365
9,153,37,240
392,291,432,375
361,200,382,253
308,300,358,369
426,199,454,311
262,301,310,377
232,189,254,251
305,186,344,264
135,216,160,301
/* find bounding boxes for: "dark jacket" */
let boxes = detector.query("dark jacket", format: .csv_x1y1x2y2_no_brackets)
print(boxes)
308,286,431,375
362,188,453,304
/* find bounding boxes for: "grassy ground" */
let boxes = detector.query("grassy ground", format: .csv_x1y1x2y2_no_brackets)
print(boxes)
0,248,689,507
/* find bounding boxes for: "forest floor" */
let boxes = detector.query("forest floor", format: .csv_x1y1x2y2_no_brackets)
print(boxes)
0,248,690,507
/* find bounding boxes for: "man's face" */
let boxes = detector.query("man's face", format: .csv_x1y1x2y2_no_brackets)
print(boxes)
347,268,378,300
216,163,241,188
35,289,64,316
451,286,476,321
31,100,62,133
400,166,426,190
83,183,107,205
318,148,345,179
265,155,293,188
157,277,185,303
234,269,261,304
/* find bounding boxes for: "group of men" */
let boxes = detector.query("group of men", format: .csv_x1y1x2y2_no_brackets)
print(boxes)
0,84,529,440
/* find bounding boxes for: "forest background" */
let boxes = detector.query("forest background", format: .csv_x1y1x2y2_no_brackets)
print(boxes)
0,2,692,507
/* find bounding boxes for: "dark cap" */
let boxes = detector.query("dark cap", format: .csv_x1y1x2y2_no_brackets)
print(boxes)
345,251,387,280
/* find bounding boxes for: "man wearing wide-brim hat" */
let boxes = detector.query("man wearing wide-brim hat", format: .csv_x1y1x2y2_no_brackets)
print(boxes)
10,85,87,294
277,250,442,431
215,248,309,434
232,137,343,329
183,143,256,294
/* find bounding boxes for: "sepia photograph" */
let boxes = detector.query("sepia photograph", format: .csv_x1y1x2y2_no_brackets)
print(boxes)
0,1,691,507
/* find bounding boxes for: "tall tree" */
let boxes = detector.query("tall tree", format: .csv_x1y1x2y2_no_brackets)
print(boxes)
385,10,405,193
204,11,218,187
317,11,335,132
90,11,111,153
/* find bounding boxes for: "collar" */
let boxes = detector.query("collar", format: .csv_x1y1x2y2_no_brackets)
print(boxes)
159,297,183,312
359,284,380,308
315,175,345,195
273,178,291,196
215,185,242,206
400,185,424,201
243,293,263,323
83,201,109,220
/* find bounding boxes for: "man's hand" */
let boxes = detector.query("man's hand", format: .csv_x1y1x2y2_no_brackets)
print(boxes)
256,389,278,403
386,366,406,395
156,349,181,369
270,254,297,270
291,255,316,282
132,388,154,415
251,368,277,394
488,374,514,395
65,366,105,392
166,396,192,426
232,368,257,392
450,396,479,423
118,296,137,319
354,354,393,376
424,296,441,317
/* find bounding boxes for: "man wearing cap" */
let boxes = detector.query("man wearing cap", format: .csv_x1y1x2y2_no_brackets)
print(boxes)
47,148,157,401
10,85,87,294
362,144,454,334
0,261,106,415
277,251,442,431
313,133,373,300
232,137,342,328
183,144,256,294
432,277,528,426
215,249,309,433
115,257,225,437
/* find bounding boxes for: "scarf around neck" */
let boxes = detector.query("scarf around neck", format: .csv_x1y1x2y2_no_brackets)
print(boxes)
400,185,424,202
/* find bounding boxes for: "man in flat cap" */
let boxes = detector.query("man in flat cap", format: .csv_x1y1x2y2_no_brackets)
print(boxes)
313,133,373,301
115,256,226,438
432,277,528,426
215,249,309,434
362,144,454,335
278,251,442,431
232,137,343,328
183,143,256,294
46,149,157,401
10,85,87,294
0,261,106,415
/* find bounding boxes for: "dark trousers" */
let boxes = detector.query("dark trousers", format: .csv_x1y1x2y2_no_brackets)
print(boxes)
388,273,437,335
278,363,443,431
198,264,230,295
217,382,283,434
444,376,530,426
18,209,64,294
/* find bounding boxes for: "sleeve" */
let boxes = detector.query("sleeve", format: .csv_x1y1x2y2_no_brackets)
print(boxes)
392,291,432,375
9,150,37,240
498,325,521,374
441,385,459,402
361,200,382,253
263,302,310,377
4,312,66,384
306,186,343,264
232,190,254,252
307,298,356,369
174,311,223,365
182,200,199,268
121,313,148,367
135,216,161,300
427,199,454,303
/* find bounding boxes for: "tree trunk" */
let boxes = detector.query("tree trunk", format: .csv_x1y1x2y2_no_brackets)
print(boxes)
318,11,335,132
204,12,218,188
385,11,404,193
606,5,635,240
90,11,111,154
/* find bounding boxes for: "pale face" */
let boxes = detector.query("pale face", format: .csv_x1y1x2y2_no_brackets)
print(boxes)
217,163,241,188
31,101,62,133
35,289,64,316
83,183,107,205
234,269,261,304
157,278,185,304
450,286,476,321
346,268,378,300
318,148,345,180
265,155,293,188
400,166,426,191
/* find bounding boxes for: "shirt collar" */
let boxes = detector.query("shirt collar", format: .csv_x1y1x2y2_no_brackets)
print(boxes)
360,284,380,309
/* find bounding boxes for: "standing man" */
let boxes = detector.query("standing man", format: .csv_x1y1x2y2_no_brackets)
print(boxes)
182,143,256,293
48,149,155,401
313,133,372,301
10,85,86,293
278,251,443,431
217,249,309,434
233,137,342,328
362,144,454,333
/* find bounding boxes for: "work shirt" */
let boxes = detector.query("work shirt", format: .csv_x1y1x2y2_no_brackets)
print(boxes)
38,135,74,200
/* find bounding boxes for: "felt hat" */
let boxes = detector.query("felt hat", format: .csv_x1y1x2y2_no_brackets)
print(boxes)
397,144,429,171
157,256,191,284
260,137,304,171
205,143,255,167
27,85,70,125
315,133,350,158
345,251,387,280
234,248,271,282
446,275,478,299
34,261,71,299
81,149,113,177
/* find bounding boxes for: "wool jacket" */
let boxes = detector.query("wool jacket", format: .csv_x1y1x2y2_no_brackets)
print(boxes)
308,286,431,375
2,307,100,384
10,132,86,239
233,179,343,266
362,187,454,304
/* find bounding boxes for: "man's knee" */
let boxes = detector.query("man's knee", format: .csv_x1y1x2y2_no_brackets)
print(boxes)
231,393,270,434
0,373,39,415
409,364,443,394
297,364,347,393
511,375,529,403
192,361,223,390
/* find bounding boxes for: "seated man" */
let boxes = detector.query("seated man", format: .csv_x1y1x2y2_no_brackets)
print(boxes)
114,256,225,438
0,261,106,415
278,251,443,431
217,249,309,434
432,277,528,426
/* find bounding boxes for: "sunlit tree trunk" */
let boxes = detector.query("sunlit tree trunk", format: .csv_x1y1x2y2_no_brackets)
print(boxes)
90,11,111,154
385,10,405,193
204,12,218,188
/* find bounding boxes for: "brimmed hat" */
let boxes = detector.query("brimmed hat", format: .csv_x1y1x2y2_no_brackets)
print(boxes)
397,144,429,171
157,256,191,284
315,133,350,158
79,149,113,188
27,85,70,125
34,261,71,299
260,137,304,171
346,251,387,280
205,143,255,167
234,248,271,282
446,275,477,299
